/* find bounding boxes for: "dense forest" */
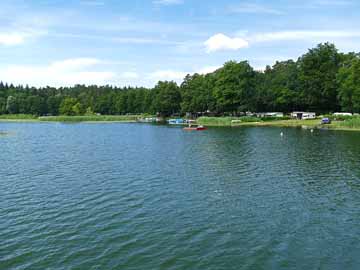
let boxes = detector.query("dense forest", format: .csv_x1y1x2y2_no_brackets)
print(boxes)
1,43,360,116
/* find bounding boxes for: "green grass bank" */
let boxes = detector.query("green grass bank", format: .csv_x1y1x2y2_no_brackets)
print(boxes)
0,114,38,121
0,114,143,122
197,116,360,131
38,115,141,122
1,114,360,131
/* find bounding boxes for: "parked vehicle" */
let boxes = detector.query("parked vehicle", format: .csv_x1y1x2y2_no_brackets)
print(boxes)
291,112,316,120
321,118,331,124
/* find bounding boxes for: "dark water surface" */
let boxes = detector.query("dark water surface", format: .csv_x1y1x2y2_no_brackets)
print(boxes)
0,123,359,270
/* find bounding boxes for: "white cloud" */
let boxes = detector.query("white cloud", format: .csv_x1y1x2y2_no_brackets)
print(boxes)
121,72,139,79
204,33,249,53
229,3,283,15
50,32,180,45
249,30,360,43
145,65,222,85
49,58,102,71
0,58,116,87
153,0,183,5
204,30,360,53
0,32,27,46
0,28,46,46
196,66,221,75
147,70,188,81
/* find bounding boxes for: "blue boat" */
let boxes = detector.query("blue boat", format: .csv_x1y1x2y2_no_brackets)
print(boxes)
167,118,185,125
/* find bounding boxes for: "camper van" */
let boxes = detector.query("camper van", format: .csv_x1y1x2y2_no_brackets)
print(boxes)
291,112,316,120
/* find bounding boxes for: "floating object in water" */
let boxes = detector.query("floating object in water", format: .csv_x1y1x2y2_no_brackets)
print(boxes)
280,132,284,137
310,129,314,133
183,125,207,131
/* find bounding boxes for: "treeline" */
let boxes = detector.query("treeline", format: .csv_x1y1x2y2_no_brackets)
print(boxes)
1,43,360,116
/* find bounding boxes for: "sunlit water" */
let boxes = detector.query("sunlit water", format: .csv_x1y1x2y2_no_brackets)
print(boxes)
0,123,359,270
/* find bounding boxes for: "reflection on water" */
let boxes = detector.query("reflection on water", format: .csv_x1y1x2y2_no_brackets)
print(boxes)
0,123,359,270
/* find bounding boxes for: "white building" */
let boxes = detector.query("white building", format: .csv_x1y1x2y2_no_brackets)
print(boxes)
256,112,284,118
334,112,353,116
291,112,316,120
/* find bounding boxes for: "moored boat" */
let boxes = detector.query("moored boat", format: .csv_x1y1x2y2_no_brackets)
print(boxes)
168,118,185,125
137,117,160,123
183,124,207,131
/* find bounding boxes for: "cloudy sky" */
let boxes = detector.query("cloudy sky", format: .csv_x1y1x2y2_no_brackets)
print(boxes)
0,0,359,87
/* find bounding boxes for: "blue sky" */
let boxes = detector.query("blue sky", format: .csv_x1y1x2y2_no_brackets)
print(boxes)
0,0,359,87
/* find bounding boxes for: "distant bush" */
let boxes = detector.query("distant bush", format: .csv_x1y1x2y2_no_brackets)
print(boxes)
340,117,360,128
238,116,262,122
260,116,291,122
39,115,141,122
197,117,235,126
323,114,355,121
198,116,294,126
0,114,37,120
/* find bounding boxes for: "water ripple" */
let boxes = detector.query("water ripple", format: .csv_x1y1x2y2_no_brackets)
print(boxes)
0,124,359,269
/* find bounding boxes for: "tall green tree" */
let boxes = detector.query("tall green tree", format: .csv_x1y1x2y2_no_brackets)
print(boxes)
337,56,360,113
6,96,18,114
180,73,215,114
298,42,341,112
27,96,46,115
59,97,83,115
47,95,62,115
260,60,300,112
213,61,256,114
0,97,6,114
153,81,181,116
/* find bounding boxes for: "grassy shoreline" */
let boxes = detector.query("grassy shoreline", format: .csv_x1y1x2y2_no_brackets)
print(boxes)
0,114,143,123
197,116,360,131
1,114,360,132
39,115,140,122
0,114,38,122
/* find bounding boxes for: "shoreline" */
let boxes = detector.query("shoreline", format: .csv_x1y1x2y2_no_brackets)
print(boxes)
0,119,137,123
231,122,360,132
197,117,360,132
1,116,360,132
0,115,143,123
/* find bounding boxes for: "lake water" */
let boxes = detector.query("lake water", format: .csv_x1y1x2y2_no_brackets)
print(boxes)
0,123,359,270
